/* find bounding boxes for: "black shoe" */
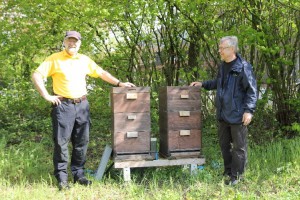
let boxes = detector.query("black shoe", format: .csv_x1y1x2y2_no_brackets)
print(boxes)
224,177,240,186
58,181,70,190
75,177,92,186
230,178,239,186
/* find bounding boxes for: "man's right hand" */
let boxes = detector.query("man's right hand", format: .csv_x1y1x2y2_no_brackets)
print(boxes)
190,82,202,87
44,95,62,105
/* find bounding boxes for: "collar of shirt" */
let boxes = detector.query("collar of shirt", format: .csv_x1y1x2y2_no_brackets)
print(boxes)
62,50,80,59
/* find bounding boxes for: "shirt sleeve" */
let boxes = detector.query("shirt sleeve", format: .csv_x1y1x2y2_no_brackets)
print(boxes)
86,58,105,78
242,64,257,113
202,79,218,90
35,56,55,78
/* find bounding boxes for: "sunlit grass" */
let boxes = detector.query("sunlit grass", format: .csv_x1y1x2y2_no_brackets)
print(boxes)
1,134,300,199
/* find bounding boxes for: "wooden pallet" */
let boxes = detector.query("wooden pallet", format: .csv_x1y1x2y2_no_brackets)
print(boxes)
114,157,205,181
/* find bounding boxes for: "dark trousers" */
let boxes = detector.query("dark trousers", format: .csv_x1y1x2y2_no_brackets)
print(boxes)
51,100,90,182
218,121,248,179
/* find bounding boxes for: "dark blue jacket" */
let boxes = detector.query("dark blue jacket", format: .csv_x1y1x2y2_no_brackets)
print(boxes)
202,54,257,124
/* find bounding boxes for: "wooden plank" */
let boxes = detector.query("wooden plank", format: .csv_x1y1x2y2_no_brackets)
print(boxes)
114,154,154,161
94,145,112,180
111,87,150,94
169,151,201,159
114,158,205,168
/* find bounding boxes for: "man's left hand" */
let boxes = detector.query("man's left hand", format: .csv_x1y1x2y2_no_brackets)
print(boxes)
119,82,136,87
242,112,253,126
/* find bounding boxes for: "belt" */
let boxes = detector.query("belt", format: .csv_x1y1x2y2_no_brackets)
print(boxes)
58,95,87,104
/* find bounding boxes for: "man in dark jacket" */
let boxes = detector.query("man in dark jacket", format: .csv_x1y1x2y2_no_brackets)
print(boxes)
190,36,257,185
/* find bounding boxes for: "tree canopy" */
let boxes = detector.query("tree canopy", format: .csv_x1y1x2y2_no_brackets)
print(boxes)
1,0,300,140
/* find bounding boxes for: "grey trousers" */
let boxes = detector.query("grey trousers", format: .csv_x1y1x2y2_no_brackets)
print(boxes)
218,121,248,179
51,100,90,182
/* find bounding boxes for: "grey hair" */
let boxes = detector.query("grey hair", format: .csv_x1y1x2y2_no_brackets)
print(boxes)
220,36,239,52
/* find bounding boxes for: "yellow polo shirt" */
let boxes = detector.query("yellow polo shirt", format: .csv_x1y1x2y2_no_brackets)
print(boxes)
35,50,104,98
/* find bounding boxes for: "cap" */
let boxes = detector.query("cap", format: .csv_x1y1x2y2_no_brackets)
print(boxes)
65,31,81,40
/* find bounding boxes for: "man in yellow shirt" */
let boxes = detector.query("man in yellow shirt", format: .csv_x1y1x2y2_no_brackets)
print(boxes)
32,31,135,190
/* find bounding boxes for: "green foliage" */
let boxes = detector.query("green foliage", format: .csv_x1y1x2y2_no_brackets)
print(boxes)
0,133,53,184
291,122,300,133
1,126,300,199
1,0,300,140
1,0,300,198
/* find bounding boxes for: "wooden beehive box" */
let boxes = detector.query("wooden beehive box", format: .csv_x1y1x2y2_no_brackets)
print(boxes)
111,87,152,160
159,86,202,158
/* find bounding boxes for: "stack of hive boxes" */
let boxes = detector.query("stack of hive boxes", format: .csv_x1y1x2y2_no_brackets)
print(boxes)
111,87,152,160
159,86,202,158
111,86,202,160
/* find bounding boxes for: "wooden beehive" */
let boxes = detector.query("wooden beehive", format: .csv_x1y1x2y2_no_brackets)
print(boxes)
111,87,152,160
159,86,202,158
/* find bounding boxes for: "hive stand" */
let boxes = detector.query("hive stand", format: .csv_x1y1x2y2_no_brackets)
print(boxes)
95,145,205,182
114,157,205,181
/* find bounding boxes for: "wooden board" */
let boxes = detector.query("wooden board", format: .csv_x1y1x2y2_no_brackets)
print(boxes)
112,112,151,132
114,157,205,168
114,154,154,161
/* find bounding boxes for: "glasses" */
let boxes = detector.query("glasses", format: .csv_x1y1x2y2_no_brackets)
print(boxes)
219,46,231,51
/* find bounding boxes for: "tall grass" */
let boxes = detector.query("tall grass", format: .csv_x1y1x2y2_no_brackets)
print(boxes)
1,132,300,199
248,137,300,176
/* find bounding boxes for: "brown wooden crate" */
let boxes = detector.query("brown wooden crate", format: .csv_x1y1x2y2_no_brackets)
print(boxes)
167,129,201,151
159,86,201,100
159,86,202,158
112,113,151,132
166,111,201,130
111,87,150,94
111,92,150,113
113,131,151,154
111,87,151,156
111,87,150,113
159,86,201,111
159,128,202,158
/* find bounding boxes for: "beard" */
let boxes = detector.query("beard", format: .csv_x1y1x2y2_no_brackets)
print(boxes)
65,46,79,55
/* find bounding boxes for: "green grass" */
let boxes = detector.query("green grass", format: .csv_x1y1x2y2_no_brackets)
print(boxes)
1,131,300,200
